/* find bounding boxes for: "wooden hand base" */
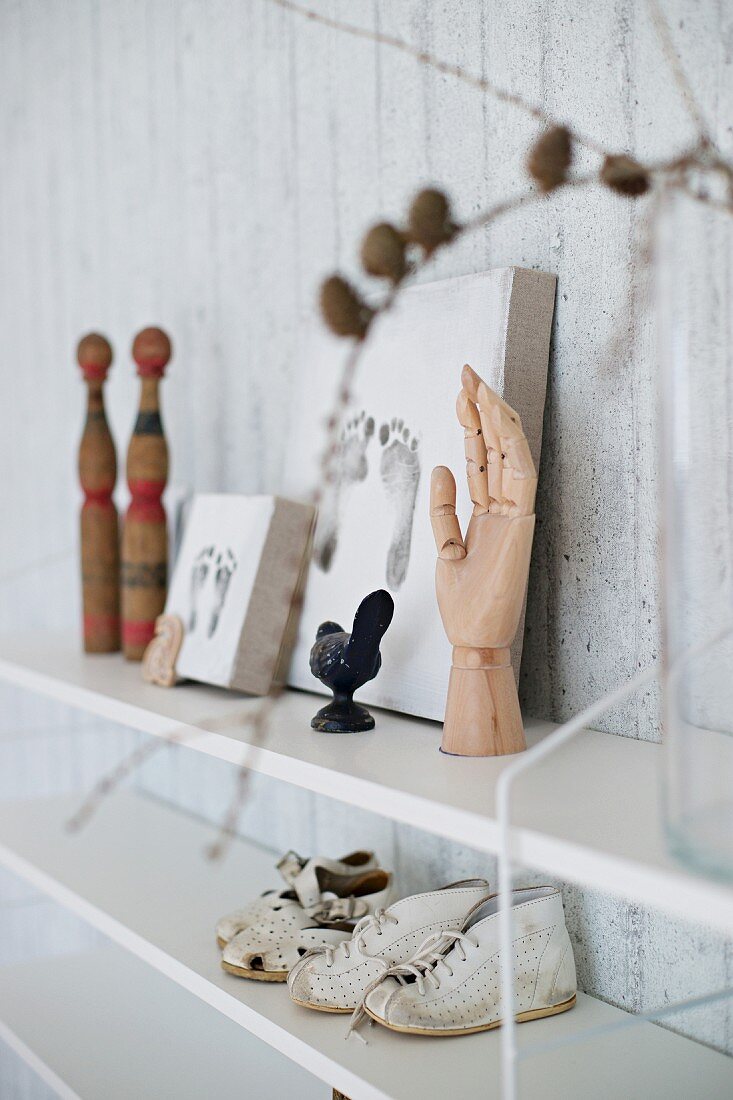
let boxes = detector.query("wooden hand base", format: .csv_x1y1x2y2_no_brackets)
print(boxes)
440,647,526,757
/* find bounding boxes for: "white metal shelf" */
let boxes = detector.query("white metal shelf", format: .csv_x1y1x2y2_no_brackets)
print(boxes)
1,634,732,933
0,945,323,1100
0,791,731,1100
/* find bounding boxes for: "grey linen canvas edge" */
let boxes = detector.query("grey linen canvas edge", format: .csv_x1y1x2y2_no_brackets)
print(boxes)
283,267,556,721
231,498,315,695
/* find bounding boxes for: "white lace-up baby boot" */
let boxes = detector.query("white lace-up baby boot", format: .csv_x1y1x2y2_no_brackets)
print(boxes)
361,886,576,1036
215,849,378,948
221,868,393,982
287,879,491,1011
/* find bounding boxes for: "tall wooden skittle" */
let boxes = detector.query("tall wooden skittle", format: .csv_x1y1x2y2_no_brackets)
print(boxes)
121,327,171,661
77,333,120,653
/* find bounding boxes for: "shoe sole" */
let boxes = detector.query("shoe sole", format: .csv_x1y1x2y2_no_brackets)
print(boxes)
289,994,352,1014
221,960,289,982
365,993,576,1036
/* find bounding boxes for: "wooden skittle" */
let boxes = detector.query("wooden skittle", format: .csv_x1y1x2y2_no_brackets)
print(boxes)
77,333,120,653
121,327,171,660
430,365,536,757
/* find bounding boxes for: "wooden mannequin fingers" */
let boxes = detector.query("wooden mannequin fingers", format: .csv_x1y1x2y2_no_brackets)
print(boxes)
456,388,482,434
456,390,489,515
461,364,523,433
501,472,538,516
430,466,467,560
459,364,536,515
487,449,505,507
501,431,536,480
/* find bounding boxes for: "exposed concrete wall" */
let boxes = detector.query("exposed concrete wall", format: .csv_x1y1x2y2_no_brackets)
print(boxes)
0,0,731,1080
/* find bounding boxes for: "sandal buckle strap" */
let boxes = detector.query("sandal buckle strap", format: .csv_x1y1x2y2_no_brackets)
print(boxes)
307,896,369,925
276,850,308,885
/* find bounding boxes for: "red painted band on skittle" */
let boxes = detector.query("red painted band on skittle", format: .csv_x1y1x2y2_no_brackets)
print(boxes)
122,620,156,647
128,478,165,498
83,490,116,507
135,360,167,377
80,364,109,381
128,479,166,523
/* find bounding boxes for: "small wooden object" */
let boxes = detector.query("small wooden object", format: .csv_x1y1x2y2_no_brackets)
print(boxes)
77,333,120,653
142,614,184,687
430,365,535,756
309,590,394,733
121,327,171,660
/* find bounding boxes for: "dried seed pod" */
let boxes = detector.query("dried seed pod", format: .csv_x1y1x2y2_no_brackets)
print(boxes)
527,126,573,193
360,222,407,283
600,154,650,197
407,189,457,254
319,275,374,340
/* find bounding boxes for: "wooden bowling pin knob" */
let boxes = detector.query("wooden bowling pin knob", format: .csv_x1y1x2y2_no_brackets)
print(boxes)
77,333,120,654
121,327,172,660
132,326,171,377
78,333,113,381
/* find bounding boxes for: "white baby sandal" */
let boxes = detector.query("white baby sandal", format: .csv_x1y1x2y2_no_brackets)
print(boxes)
358,886,577,1036
215,848,379,949
287,879,490,1011
220,859,392,982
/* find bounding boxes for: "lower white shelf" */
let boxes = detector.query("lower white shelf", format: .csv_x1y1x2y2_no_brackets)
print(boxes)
0,792,731,1100
0,945,324,1100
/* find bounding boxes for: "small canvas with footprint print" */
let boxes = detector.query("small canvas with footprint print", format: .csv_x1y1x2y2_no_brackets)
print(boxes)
284,268,556,720
164,493,315,694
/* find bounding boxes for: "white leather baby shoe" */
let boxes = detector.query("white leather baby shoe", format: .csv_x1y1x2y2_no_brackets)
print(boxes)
215,849,378,948
287,879,491,1011
361,886,576,1036
221,868,393,982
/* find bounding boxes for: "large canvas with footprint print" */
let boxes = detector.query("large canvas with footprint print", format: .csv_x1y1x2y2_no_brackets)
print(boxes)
284,268,556,721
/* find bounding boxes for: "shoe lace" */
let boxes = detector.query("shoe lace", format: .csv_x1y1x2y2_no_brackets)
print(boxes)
323,907,398,965
346,928,478,1042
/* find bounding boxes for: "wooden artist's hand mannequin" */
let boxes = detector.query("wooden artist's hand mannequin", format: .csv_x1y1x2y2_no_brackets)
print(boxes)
430,365,536,756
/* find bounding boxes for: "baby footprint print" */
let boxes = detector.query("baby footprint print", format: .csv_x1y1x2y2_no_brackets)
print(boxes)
379,419,421,590
313,411,375,572
189,546,215,632
208,548,237,637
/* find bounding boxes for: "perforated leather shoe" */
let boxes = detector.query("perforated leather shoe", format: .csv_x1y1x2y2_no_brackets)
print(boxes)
221,869,393,982
215,849,379,948
288,879,491,1011
362,886,576,1036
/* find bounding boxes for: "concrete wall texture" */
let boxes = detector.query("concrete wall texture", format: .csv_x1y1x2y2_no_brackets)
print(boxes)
0,0,732,1087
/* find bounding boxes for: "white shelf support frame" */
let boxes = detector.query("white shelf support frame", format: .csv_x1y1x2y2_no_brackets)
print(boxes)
496,665,659,1100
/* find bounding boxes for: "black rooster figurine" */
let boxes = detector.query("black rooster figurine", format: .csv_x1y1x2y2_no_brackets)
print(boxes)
309,589,395,732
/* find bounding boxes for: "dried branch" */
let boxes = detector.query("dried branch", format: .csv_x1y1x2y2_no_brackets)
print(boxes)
66,725,199,832
266,0,608,156
647,0,713,144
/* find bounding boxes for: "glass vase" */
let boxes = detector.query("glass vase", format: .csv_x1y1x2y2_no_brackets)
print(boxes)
658,183,733,880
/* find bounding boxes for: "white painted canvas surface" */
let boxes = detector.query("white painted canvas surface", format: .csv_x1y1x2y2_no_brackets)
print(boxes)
165,494,275,687
283,269,552,721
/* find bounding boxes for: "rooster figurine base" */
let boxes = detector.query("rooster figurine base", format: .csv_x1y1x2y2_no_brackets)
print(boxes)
309,590,394,733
